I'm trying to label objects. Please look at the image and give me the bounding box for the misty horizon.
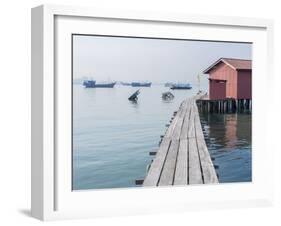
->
[73,35,251,90]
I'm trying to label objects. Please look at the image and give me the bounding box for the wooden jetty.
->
[142,96,218,187]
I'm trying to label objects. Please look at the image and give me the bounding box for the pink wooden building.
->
[203,58,252,100]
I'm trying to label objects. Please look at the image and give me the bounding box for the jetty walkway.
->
[142,96,218,186]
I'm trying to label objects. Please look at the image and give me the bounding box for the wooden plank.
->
[180,103,191,139]
[172,118,183,140]
[165,111,181,138]
[158,140,180,186]
[165,100,187,138]
[144,99,187,186]
[194,107,218,184]
[193,108,205,140]
[143,138,171,186]
[178,100,188,118]
[188,138,203,184]
[180,116,189,139]
[188,103,196,138]
[196,136,218,184]
[174,139,188,185]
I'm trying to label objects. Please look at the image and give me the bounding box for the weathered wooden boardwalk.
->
[142,96,218,186]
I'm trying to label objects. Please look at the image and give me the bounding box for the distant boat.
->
[170,83,192,90]
[131,82,152,87]
[83,80,116,88]
[93,82,116,88]
[83,80,96,88]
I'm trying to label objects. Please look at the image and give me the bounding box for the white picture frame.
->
[31,4,274,221]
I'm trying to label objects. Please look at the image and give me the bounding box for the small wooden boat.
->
[162,91,174,100]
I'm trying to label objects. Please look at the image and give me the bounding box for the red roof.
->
[203,58,252,74]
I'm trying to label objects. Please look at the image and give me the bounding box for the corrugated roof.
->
[203,58,252,74]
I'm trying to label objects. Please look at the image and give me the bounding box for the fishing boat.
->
[131,82,152,87]
[170,83,192,90]
[83,80,116,88]
[93,82,116,88]
[83,80,96,88]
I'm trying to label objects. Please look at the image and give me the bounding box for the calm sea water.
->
[73,84,252,190]
[200,113,252,183]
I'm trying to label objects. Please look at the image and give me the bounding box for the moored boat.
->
[83,80,96,88]
[170,83,192,90]
[83,80,116,88]
[93,82,116,88]
[131,82,152,87]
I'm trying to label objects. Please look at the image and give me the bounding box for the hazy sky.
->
[73,35,251,89]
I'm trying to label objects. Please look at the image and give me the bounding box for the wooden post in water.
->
[233,99,236,113]
[245,99,249,111]
[249,99,252,113]
[237,100,240,113]
[196,97,252,114]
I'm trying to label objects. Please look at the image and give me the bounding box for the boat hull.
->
[92,82,116,88]
[83,80,116,88]
[83,80,96,88]
[131,82,152,87]
[170,87,192,90]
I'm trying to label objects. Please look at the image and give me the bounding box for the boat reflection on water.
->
[129,99,139,109]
